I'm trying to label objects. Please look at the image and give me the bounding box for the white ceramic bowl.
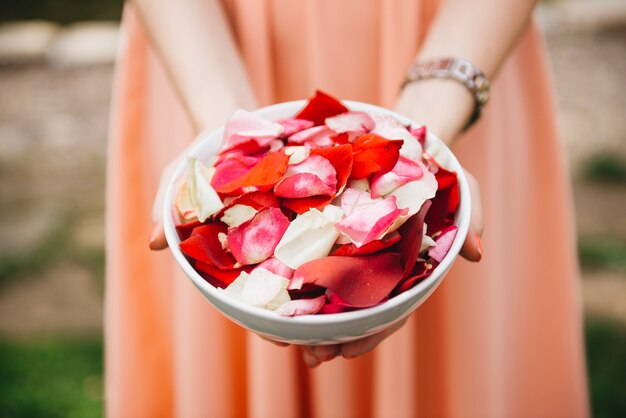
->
[163,100,471,345]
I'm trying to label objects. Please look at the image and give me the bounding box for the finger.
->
[302,349,321,368]
[260,336,290,347]
[309,344,340,364]
[340,318,407,359]
[149,221,169,251]
[459,171,483,262]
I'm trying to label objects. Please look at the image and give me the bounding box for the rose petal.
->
[211,153,263,190]
[428,225,458,263]
[213,190,280,221]
[176,220,202,241]
[388,160,437,217]
[331,231,401,256]
[220,204,258,227]
[371,113,423,161]
[370,157,424,198]
[274,173,336,198]
[392,261,433,295]
[274,206,343,269]
[335,188,407,247]
[274,155,338,198]
[325,111,375,134]
[277,118,315,136]
[281,195,332,214]
[215,151,290,196]
[227,207,290,265]
[180,223,236,270]
[240,268,290,307]
[287,125,334,147]
[293,253,405,308]
[187,157,224,222]
[175,182,197,221]
[396,200,431,277]
[195,262,253,287]
[257,257,294,280]
[410,126,427,147]
[284,146,309,164]
[295,90,349,126]
[223,109,284,150]
[350,134,403,180]
[310,144,353,195]
[423,156,460,234]
[275,295,326,316]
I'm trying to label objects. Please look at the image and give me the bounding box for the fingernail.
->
[476,236,483,259]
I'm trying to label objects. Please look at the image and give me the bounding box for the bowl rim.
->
[163,99,471,325]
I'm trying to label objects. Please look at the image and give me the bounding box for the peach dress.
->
[105,1,590,417]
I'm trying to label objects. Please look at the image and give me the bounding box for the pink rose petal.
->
[287,125,335,147]
[223,109,284,150]
[293,253,405,308]
[275,295,326,316]
[277,118,315,136]
[335,188,407,247]
[370,157,424,198]
[211,153,263,190]
[428,225,458,263]
[274,155,338,198]
[325,111,375,134]
[227,207,290,265]
[410,126,427,146]
[257,257,294,280]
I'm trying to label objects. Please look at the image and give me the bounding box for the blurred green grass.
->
[579,237,626,272]
[0,0,123,24]
[584,153,626,185]
[0,337,103,418]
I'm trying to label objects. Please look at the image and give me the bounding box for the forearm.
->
[128,0,256,133]
[396,0,538,144]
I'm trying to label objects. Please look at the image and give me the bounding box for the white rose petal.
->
[187,157,224,222]
[266,289,291,311]
[220,271,250,300]
[371,113,423,161]
[284,146,309,164]
[241,268,290,307]
[221,204,258,227]
[274,207,344,269]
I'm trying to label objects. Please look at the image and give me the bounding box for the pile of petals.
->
[175,91,460,316]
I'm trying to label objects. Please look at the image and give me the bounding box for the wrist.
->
[395,78,474,146]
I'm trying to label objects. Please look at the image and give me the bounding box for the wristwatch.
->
[402,57,491,130]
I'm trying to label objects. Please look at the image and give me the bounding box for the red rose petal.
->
[310,144,353,195]
[275,295,326,316]
[428,225,458,263]
[295,90,349,126]
[292,252,405,308]
[392,261,433,295]
[227,207,290,265]
[423,155,460,234]
[216,151,290,196]
[195,262,252,287]
[176,220,202,241]
[331,231,401,256]
[179,223,236,270]
[396,200,432,277]
[350,134,403,180]
[281,195,332,215]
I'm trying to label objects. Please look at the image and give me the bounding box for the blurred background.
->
[0,0,624,416]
